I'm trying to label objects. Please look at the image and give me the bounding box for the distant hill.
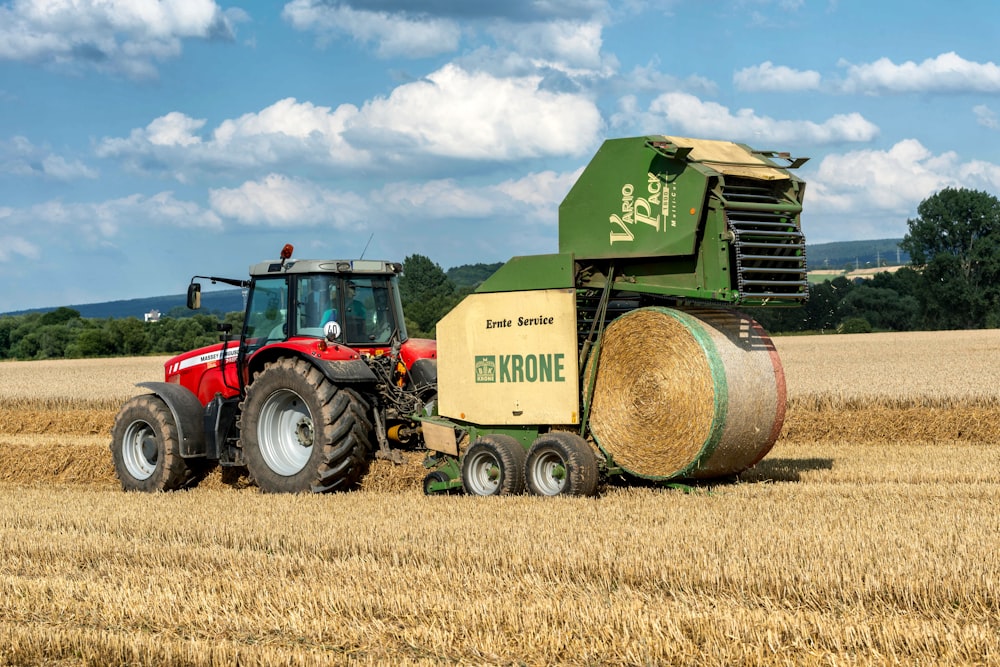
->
[3,246,910,319]
[3,289,245,320]
[806,238,908,271]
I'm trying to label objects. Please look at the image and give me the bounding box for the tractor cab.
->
[186,245,408,357]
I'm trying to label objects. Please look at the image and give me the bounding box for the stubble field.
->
[1,330,999,666]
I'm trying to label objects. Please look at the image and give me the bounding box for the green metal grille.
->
[722,179,808,305]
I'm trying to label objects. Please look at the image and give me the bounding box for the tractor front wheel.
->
[525,432,599,497]
[240,357,369,493]
[110,394,196,492]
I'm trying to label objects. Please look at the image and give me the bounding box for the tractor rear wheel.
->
[110,394,197,492]
[525,432,599,497]
[461,434,526,496]
[240,357,370,493]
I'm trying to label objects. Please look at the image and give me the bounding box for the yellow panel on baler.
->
[437,289,579,425]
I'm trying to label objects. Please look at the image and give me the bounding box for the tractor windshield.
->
[293,274,406,346]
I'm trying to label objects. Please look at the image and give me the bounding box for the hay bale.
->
[587,307,785,480]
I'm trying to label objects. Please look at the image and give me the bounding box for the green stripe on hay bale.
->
[587,307,784,480]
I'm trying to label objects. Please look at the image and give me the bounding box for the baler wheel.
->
[240,357,369,493]
[423,470,451,495]
[461,434,526,496]
[525,432,598,497]
[110,394,198,492]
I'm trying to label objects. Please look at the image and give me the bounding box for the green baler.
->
[426,134,808,496]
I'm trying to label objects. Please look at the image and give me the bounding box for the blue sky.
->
[2,0,1000,312]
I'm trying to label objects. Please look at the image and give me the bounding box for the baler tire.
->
[110,394,196,492]
[525,432,599,497]
[240,357,368,494]
[461,434,526,496]
[423,470,451,495]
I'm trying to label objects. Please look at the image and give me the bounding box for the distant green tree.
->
[837,285,919,331]
[400,255,454,302]
[68,326,115,358]
[901,187,1000,329]
[0,316,16,358]
[8,314,43,358]
[39,306,81,326]
[447,262,504,290]
[838,317,873,334]
[399,254,459,338]
[804,276,855,332]
[745,303,810,334]
[223,310,245,333]
[108,317,151,355]
[149,317,218,353]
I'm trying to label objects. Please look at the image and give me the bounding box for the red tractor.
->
[110,244,438,493]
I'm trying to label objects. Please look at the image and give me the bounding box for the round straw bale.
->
[587,307,785,480]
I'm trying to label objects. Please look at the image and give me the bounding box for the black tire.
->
[240,357,369,493]
[461,434,526,496]
[423,470,451,495]
[525,431,599,497]
[110,394,199,492]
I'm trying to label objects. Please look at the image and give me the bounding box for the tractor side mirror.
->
[187,282,202,310]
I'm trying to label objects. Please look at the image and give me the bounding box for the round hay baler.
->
[425,135,808,496]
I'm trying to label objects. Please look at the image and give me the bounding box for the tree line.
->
[0,259,498,361]
[1,187,997,360]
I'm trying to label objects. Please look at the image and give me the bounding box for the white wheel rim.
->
[122,419,158,480]
[465,449,501,495]
[530,450,567,495]
[258,388,313,476]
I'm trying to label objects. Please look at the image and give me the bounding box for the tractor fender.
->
[136,382,207,458]
[312,358,378,384]
[247,347,378,386]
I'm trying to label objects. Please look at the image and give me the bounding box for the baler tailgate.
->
[723,179,807,305]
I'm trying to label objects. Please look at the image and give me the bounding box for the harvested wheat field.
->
[1,330,999,666]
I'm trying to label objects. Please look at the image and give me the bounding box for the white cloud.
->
[209,174,368,228]
[1,136,98,180]
[803,139,1000,242]
[623,62,718,97]
[496,169,582,209]
[735,53,1000,96]
[281,0,461,58]
[612,91,878,145]
[810,141,999,216]
[146,112,206,147]
[734,61,821,92]
[0,236,40,262]
[809,140,954,214]
[377,169,580,221]
[839,52,1000,95]
[486,20,606,72]
[5,193,221,251]
[97,98,370,175]
[98,64,603,176]
[381,179,496,219]
[974,105,999,130]
[0,0,239,79]
[354,64,602,159]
